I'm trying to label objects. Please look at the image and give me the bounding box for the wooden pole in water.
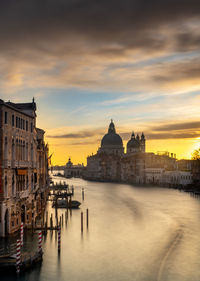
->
[81,212,83,233]
[62,213,63,226]
[65,211,67,226]
[50,214,53,228]
[86,208,89,229]
[58,227,61,252]
[82,188,84,201]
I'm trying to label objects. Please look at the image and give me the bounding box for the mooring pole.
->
[82,188,84,201]
[58,227,61,252]
[81,212,83,233]
[86,208,89,229]
[65,211,68,226]
[50,214,53,228]
[20,222,24,247]
[16,239,21,274]
[38,231,42,253]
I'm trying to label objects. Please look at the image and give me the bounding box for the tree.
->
[192,148,200,160]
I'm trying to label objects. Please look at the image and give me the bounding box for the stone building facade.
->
[64,158,85,178]
[86,120,193,187]
[0,99,49,237]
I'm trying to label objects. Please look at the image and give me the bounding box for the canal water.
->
[2,175,200,281]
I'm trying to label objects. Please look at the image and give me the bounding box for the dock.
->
[0,250,43,273]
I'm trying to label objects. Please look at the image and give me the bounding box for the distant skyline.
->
[0,0,200,164]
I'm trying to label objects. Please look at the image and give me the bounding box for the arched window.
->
[31,174,34,190]
[31,143,33,161]
[16,139,18,160]
[23,141,25,160]
[4,137,8,160]
[12,138,15,161]
[12,175,15,196]
[26,143,28,161]
[4,175,8,197]
[26,175,29,189]
[20,139,22,160]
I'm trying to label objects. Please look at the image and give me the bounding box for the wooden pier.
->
[0,250,43,273]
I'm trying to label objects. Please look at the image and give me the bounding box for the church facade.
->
[85,120,179,185]
[85,120,147,182]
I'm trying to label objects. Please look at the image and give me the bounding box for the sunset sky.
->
[0,0,200,165]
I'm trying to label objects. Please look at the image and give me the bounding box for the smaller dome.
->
[127,132,140,148]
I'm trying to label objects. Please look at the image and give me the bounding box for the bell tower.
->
[140,133,146,152]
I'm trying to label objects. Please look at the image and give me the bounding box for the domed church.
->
[98,120,124,156]
[86,120,146,182]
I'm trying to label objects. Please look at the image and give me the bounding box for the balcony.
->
[11,160,38,169]
[11,160,31,168]
[31,184,39,193]
[3,159,11,168]
[16,189,29,199]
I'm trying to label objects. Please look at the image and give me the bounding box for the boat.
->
[52,199,81,209]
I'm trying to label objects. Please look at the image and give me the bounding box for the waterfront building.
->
[64,157,85,178]
[144,168,165,185]
[36,128,49,215]
[0,99,49,237]
[176,159,192,171]
[86,120,193,187]
[191,160,200,184]
[162,171,193,187]
[121,152,146,184]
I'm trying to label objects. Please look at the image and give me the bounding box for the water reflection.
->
[1,175,200,281]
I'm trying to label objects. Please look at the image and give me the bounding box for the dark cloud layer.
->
[146,132,200,140]
[151,121,200,132]
[0,0,200,94]
[1,0,200,56]
[47,120,200,143]
[46,129,104,139]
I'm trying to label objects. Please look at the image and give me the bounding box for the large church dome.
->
[98,120,124,156]
[101,120,123,147]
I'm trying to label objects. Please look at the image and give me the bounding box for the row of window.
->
[11,213,34,227]
[4,136,34,161]
[4,111,33,132]
[4,173,37,197]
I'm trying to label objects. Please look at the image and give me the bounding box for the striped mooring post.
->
[16,239,21,274]
[20,222,24,247]
[38,231,42,253]
[58,227,61,252]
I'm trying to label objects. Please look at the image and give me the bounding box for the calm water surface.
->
[2,175,200,281]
